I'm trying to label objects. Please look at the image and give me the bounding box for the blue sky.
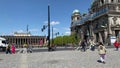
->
[0,0,92,36]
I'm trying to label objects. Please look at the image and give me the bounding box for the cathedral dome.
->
[72,9,80,14]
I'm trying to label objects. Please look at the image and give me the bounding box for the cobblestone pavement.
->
[0,48,120,68]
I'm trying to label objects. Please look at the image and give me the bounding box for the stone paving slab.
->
[0,48,120,68]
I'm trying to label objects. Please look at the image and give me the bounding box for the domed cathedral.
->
[71,9,82,36]
[71,0,120,45]
[71,9,81,33]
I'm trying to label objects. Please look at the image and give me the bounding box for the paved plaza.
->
[0,48,120,68]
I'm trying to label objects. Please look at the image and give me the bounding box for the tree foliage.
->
[53,32,80,46]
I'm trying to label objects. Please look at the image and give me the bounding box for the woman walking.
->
[98,42,107,64]
[11,44,16,54]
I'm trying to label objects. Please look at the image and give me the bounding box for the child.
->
[98,42,107,64]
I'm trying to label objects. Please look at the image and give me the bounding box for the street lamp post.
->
[48,5,51,51]
[41,5,51,51]
[52,27,54,50]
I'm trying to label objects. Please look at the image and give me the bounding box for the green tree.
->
[70,32,80,46]
[53,32,80,46]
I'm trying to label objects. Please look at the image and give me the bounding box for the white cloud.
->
[16,30,24,33]
[50,21,60,25]
[64,28,70,31]
[29,29,39,32]
[44,21,60,26]
[44,21,60,25]
[44,21,48,24]
[53,28,58,30]
[65,31,71,35]
[14,29,39,34]
[51,21,60,25]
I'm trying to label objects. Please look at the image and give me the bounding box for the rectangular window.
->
[118,0,120,2]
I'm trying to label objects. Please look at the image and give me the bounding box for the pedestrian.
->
[28,45,33,53]
[89,40,95,51]
[75,40,81,50]
[98,42,107,64]
[6,44,11,54]
[113,40,120,51]
[23,43,28,53]
[81,40,87,52]
[11,44,16,54]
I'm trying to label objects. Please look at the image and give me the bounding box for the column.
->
[99,32,103,43]
[20,38,22,46]
[16,38,18,48]
[19,38,21,48]
[108,17,112,34]
[30,38,32,45]
[15,38,19,48]
[104,29,108,43]
[25,37,27,44]
[81,31,84,41]
[119,30,120,36]
[108,17,112,46]
[112,30,115,36]
[11,38,13,44]
[44,37,46,44]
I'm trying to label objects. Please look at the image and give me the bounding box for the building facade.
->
[0,32,46,47]
[71,0,120,45]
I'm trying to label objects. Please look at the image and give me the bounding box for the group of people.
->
[5,39,120,64]
[6,43,33,54]
[78,38,120,64]
[78,39,96,52]
[77,39,106,64]
[18,43,33,53]
[6,44,16,54]
[97,39,120,64]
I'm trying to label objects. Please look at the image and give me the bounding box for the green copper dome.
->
[72,9,80,14]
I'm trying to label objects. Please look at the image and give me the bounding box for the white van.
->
[0,37,8,51]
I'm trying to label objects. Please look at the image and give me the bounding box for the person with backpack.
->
[98,42,107,64]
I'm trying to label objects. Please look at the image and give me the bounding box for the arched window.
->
[72,17,73,20]
[77,17,79,20]
[101,0,104,4]
[71,22,73,25]
[75,17,77,21]
[111,0,114,3]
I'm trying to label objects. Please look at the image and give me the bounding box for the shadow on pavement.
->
[32,47,74,53]
[97,60,102,63]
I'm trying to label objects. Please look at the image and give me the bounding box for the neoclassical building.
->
[0,32,46,48]
[71,0,120,45]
